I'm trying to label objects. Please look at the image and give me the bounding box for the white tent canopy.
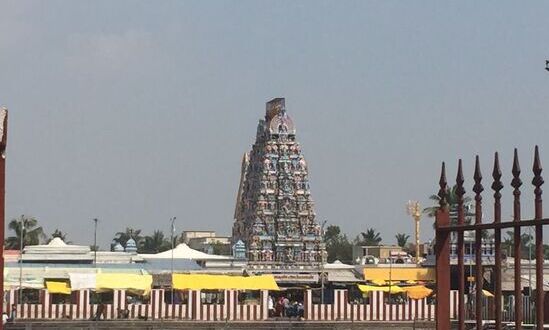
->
[140,243,230,260]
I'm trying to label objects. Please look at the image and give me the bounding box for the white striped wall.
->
[3,288,458,321]
[2,288,267,321]
[305,289,439,321]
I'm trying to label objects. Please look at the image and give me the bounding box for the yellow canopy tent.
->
[401,285,432,299]
[358,284,433,299]
[363,267,435,282]
[172,274,279,291]
[371,280,401,286]
[46,281,71,295]
[95,274,152,295]
[357,284,404,294]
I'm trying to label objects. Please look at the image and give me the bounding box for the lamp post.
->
[170,217,177,305]
[389,248,394,310]
[528,226,532,311]
[469,241,473,300]
[93,218,98,267]
[320,220,327,305]
[406,201,422,265]
[19,215,24,305]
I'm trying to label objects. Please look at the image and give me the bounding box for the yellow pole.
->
[406,201,422,265]
[415,212,420,265]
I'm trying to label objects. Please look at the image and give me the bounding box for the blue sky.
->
[1,1,549,249]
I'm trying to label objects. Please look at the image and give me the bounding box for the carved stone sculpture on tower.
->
[232,98,326,266]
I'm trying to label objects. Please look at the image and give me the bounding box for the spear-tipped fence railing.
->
[435,146,547,330]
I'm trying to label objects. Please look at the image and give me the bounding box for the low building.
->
[16,237,144,264]
[353,245,406,264]
[407,243,431,258]
[181,231,232,255]
[180,230,217,243]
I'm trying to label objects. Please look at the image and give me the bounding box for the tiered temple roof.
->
[232,98,326,267]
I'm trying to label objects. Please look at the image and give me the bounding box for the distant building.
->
[181,230,232,255]
[407,242,431,258]
[180,230,217,243]
[353,245,409,264]
[17,237,144,264]
[423,231,496,266]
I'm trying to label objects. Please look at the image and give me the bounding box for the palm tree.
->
[5,215,46,249]
[142,230,170,253]
[112,227,144,250]
[48,229,72,244]
[358,228,382,246]
[395,233,410,248]
[424,185,475,235]
[423,185,474,220]
[501,230,534,258]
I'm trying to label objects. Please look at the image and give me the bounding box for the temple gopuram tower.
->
[232,98,326,266]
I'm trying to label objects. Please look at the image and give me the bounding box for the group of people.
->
[268,295,304,319]
[2,304,17,325]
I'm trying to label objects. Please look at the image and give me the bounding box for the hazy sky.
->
[1,1,549,249]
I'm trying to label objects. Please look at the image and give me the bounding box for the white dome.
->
[113,243,124,252]
[125,238,137,253]
[47,237,67,247]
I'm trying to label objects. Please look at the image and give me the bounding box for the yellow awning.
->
[402,285,433,299]
[96,274,152,295]
[46,281,71,295]
[357,284,404,294]
[371,280,401,286]
[172,274,279,291]
[363,267,435,281]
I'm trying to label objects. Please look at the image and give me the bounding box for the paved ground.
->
[5,320,436,330]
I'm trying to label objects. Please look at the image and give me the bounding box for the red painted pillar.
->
[435,162,451,330]
[532,146,544,330]
[435,207,450,330]
[0,108,8,330]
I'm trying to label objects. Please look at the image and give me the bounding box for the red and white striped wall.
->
[3,288,458,321]
[190,289,267,321]
[304,289,453,321]
[2,288,268,321]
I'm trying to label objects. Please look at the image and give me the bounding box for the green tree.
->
[5,215,46,249]
[395,233,410,248]
[112,227,144,251]
[423,185,474,225]
[209,241,230,255]
[142,230,171,253]
[358,228,382,246]
[501,230,534,259]
[324,225,352,263]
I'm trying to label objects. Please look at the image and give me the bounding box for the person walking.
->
[268,295,275,317]
[282,296,290,317]
[9,304,16,322]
